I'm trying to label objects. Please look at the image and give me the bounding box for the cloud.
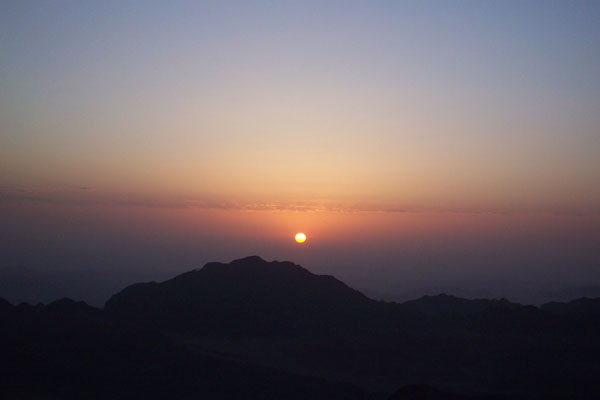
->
[0,192,56,204]
[0,184,96,205]
[0,184,94,194]
[1,184,599,216]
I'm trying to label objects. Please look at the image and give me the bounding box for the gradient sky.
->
[1,1,599,305]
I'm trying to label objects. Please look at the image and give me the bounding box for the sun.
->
[294,232,307,243]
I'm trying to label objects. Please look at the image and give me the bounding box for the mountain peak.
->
[105,256,372,336]
[231,255,266,264]
[198,256,310,278]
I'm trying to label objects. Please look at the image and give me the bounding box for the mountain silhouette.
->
[541,296,600,316]
[105,256,390,337]
[0,296,382,399]
[402,294,521,318]
[102,256,600,398]
[3,256,600,399]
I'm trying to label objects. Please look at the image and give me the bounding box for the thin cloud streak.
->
[1,184,598,216]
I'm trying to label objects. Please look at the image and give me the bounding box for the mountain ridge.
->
[105,255,378,337]
[4,256,600,399]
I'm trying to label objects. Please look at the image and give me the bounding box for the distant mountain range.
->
[361,283,600,306]
[3,256,600,399]
[4,262,600,307]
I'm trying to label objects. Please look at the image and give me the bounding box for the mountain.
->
[104,256,600,399]
[0,297,381,399]
[541,297,600,316]
[105,256,393,337]
[4,256,600,399]
[401,294,521,318]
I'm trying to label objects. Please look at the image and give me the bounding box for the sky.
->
[1,1,599,305]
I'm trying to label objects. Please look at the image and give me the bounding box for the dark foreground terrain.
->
[2,256,600,399]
